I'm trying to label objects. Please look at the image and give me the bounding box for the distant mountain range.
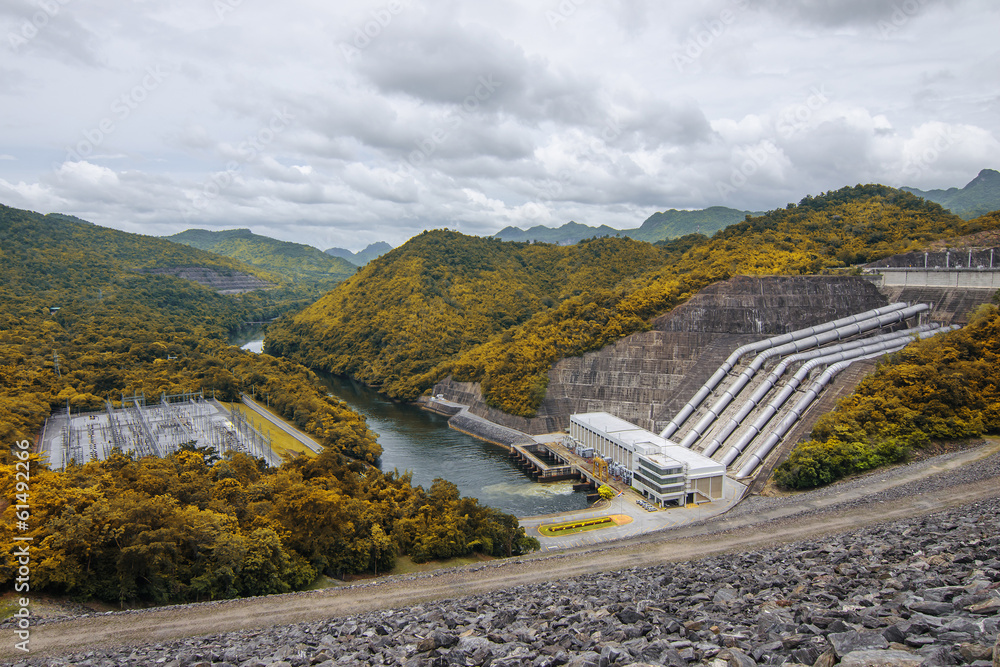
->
[324,242,393,266]
[494,206,758,245]
[166,228,356,284]
[903,168,1000,220]
[163,170,998,275]
[493,221,623,244]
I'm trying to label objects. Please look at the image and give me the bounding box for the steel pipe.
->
[677,304,929,448]
[732,325,960,477]
[699,324,939,457]
[719,325,956,467]
[659,302,911,439]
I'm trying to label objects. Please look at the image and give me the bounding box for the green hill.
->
[0,204,373,449]
[267,232,679,405]
[493,206,755,245]
[626,206,758,242]
[493,221,623,244]
[903,168,1000,219]
[168,228,356,284]
[267,185,986,417]
[325,241,393,266]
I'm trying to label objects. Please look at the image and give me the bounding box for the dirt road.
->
[9,446,1000,659]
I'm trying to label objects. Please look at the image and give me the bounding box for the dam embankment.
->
[432,275,893,437]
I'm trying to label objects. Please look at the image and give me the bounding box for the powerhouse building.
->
[569,412,726,506]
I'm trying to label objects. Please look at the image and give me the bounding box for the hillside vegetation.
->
[0,204,536,605]
[493,220,624,244]
[0,205,338,447]
[168,228,356,286]
[775,300,1000,489]
[903,168,1000,220]
[268,185,986,417]
[0,447,533,604]
[268,232,685,409]
[626,206,757,242]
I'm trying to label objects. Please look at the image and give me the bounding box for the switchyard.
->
[40,391,281,469]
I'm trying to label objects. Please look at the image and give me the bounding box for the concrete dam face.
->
[433,275,891,436]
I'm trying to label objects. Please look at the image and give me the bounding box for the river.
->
[241,341,589,517]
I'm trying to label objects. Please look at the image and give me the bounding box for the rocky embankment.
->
[15,494,1000,667]
[139,267,275,294]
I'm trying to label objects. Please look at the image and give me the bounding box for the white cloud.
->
[0,0,996,249]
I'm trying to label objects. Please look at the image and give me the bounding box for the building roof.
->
[572,411,726,479]
[639,452,683,470]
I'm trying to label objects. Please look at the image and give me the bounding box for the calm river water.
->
[241,340,589,517]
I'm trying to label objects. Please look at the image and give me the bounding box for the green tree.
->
[369,522,393,575]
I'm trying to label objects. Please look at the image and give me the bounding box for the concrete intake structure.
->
[431,276,895,437]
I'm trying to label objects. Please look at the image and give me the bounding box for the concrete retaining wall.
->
[448,412,535,448]
[432,276,890,436]
[868,269,1000,290]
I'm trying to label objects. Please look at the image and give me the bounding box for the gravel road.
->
[4,440,999,662]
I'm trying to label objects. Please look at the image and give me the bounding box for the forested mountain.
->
[904,168,1000,219]
[269,232,686,406]
[168,228,356,285]
[493,206,755,245]
[0,204,536,605]
[626,206,758,242]
[493,220,623,244]
[268,185,987,417]
[325,241,393,266]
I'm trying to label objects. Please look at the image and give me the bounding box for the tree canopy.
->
[167,228,357,286]
[0,449,537,604]
[0,204,538,605]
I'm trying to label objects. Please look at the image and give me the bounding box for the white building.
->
[569,412,726,506]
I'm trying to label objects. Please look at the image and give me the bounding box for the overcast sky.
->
[1,0,998,251]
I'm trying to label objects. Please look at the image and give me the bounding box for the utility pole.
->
[53,351,61,379]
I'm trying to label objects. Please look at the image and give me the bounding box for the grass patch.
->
[538,516,615,537]
[392,554,494,575]
[302,554,496,590]
[304,575,347,591]
[220,401,316,460]
[0,596,20,622]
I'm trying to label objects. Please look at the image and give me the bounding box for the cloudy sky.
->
[1,0,998,251]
